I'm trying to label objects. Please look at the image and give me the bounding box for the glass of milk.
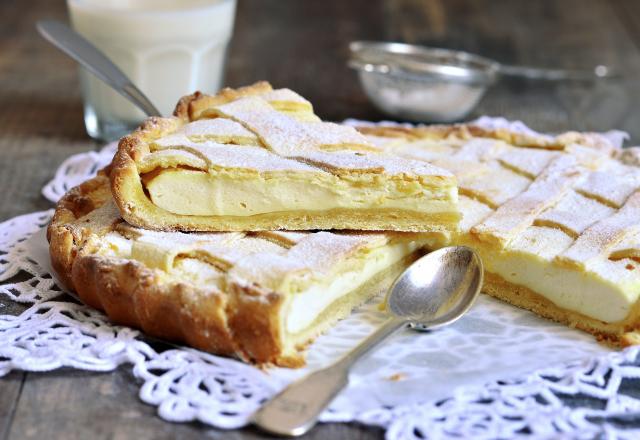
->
[67,0,237,141]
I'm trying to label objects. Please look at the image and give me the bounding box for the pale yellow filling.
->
[144,169,457,217]
[486,251,634,323]
[284,241,421,334]
[469,231,640,324]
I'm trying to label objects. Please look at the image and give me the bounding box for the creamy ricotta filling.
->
[484,251,636,323]
[100,232,132,257]
[285,241,421,334]
[144,168,457,217]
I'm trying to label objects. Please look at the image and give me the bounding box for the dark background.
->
[1,0,640,438]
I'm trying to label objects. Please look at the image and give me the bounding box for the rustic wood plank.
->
[2,0,640,439]
[0,0,99,221]
[6,369,382,440]
[0,373,24,440]
[0,0,88,141]
[226,0,387,122]
[383,0,640,139]
[0,136,99,221]
[610,0,640,51]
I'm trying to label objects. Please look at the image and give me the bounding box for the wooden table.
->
[1,0,639,438]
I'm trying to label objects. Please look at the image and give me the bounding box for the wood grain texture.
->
[1,0,640,439]
[0,373,24,440]
[4,369,381,440]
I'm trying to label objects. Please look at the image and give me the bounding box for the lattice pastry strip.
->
[183,118,261,145]
[609,230,640,261]
[557,191,640,268]
[457,165,532,209]
[497,148,559,178]
[574,166,640,208]
[471,155,587,247]
[534,190,616,238]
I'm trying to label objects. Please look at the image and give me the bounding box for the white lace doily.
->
[1,119,639,439]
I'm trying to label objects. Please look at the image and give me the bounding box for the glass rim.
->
[67,0,236,17]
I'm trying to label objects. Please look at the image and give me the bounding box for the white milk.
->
[67,0,236,140]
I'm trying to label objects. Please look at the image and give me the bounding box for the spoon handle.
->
[36,20,161,117]
[499,63,618,81]
[253,317,406,437]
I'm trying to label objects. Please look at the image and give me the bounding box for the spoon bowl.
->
[389,246,483,330]
[253,246,483,437]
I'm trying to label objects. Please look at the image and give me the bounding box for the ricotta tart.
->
[357,123,640,345]
[49,118,640,366]
[110,82,459,232]
[48,170,439,367]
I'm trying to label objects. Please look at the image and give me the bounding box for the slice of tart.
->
[110,82,459,232]
[48,170,441,367]
[357,121,640,345]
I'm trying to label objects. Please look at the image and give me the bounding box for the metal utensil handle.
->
[347,58,392,74]
[36,20,161,117]
[499,63,617,81]
[253,317,407,437]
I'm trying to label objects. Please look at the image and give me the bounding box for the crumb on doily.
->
[387,372,407,382]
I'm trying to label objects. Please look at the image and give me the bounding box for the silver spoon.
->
[36,20,161,117]
[252,246,483,437]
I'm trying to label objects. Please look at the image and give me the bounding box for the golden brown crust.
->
[48,169,245,359]
[179,81,273,121]
[47,168,113,289]
[227,282,294,367]
[49,174,279,363]
[71,253,239,356]
[112,207,458,233]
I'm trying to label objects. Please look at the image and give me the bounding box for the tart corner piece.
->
[110,82,459,233]
[49,174,438,367]
[357,121,640,346]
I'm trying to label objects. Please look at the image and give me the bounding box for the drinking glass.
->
[67,0,237,141]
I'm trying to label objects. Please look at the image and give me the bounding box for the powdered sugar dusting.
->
[471,156,587,246]
[558,191,640,266]
[535,190,615,237]
[575,166,640,208]
[150,135,320,173]
[184,118,260,145]
[78,199,403,294]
